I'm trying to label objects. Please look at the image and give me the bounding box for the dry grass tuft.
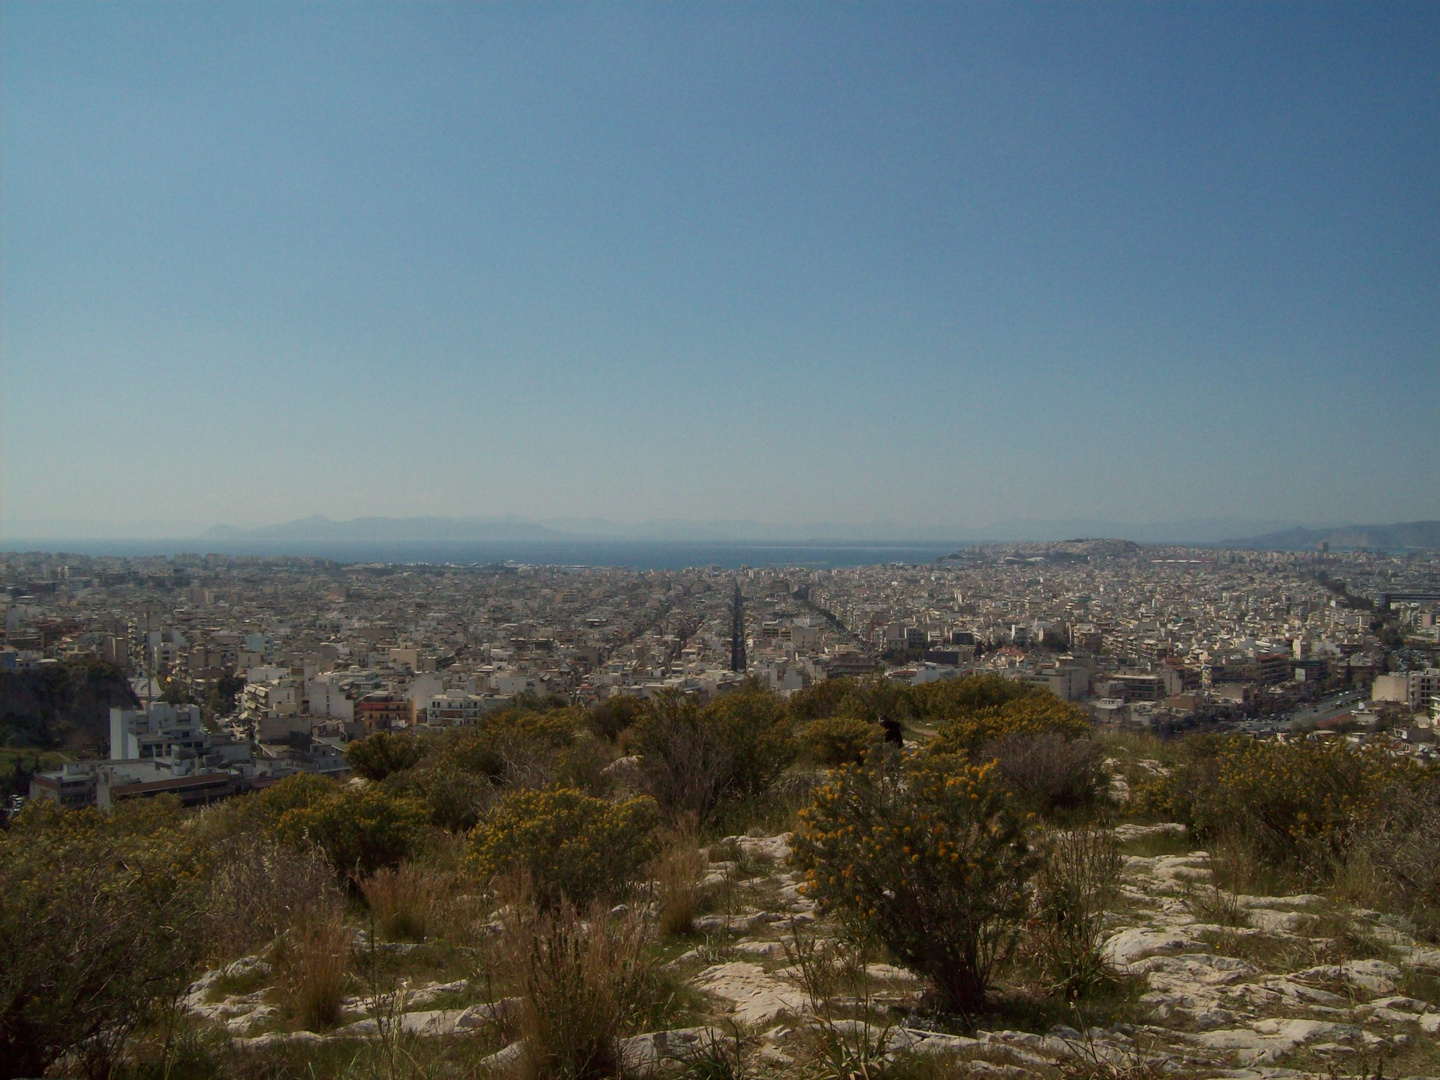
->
[360,861,450,943]
[492,878,658,1080]
[276,914,351,1031]
[202,835,343,962]
[654,839,708,938]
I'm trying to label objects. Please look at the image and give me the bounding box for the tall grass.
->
[277,915,351,1031]
[202,835,343,962]
[493,880,658,1080]
[360,862,449,943]
[653,839,707,938]
[1031,823,1122,998]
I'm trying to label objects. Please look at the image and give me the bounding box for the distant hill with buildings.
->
[1224,520,1440,551]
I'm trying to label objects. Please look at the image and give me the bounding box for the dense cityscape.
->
[5,538,1437,811]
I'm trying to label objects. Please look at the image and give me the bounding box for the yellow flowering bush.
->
[276,784,430,880]
[1140,735,1415,873]
[800,714,883,767]
[469,787,660,906]
[927,693,1092,757]
[791,750,1036,1013]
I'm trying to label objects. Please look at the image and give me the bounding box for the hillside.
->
[0,661,138,752]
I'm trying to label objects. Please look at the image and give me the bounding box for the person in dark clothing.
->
[880,714,904,746]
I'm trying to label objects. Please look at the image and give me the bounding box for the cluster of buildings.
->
[4,536,1438,810]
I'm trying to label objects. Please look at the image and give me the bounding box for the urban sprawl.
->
[6,538,1439,813]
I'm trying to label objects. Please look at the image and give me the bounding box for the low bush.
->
[928,690,1091,758]
[588,694,644,742]
[1137,734,1415,877]
[634,688,796,825]
[197,771,337,840]
[469,787,660,907]
[0,799,206,1080]
[790,676,913,725]
[276,784,431,881]
[909,672,1046,727]
[202,834,344,961]
[344,730,424,780]
[446,709,584,787]
[1347,770,1440,937]
[801,715,883,767]
[792,750,1036,1013]
[982,731,1108,812]
[382,757,494,832]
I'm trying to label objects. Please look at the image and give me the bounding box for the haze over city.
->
[4,2,1437,544]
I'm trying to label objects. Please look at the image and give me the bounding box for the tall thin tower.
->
[730,579,747,673]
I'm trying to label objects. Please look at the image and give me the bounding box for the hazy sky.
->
[3,2,1437,539]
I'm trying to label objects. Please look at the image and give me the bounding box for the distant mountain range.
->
[202,515,567,542]
[194,515,1440,549]
[200,515,969,543]
[1220,520,1440,551]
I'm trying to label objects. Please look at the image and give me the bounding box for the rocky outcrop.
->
[0,661,136,750]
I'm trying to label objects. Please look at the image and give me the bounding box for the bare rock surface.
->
[690,961,807,1025]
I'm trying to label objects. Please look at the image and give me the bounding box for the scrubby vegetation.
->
[792,751,1035,1012]
[1136,733,1440,930]
[468,787,659,907]
[3,677,1438,1080]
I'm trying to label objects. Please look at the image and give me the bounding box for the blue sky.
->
[3,2,1437,539]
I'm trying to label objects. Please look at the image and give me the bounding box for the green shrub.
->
[445,709,581,786]
[0,799,206,1080]
[790,676,913,725]
[195,771,337,844]
[588,695,644,742]
[928,689,1091,757]
[469,787,660,906]
[344,730,423,780]
[1137,734,1414,875]
[791,750,1036,1013]
[383,756,494,832]
[635,688,796,824]
[276,784,430,880]
[800,715,883,767]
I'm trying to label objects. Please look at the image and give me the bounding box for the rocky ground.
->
[180,825,1440,1078]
